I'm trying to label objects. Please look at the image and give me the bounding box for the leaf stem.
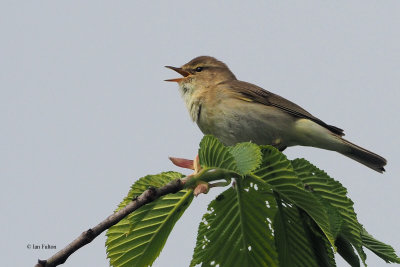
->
[184,168,239,188]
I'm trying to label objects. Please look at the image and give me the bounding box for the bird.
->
[165,56,387,173]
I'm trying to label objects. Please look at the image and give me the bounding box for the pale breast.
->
[197,98,297,147]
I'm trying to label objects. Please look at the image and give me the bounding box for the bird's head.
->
[165,56,236,92]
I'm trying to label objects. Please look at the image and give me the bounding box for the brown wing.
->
[223,80,344,136]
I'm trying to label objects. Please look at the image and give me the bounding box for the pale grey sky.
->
[1,1,399,266]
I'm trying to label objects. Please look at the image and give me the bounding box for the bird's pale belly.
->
[197,101,297,148]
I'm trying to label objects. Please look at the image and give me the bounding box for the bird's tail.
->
[340,139,387,173]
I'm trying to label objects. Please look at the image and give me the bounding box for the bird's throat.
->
[179,83,201,122]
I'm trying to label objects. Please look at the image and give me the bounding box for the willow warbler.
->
[165,56,386,173]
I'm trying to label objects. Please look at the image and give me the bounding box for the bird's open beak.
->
[164,66,190,82]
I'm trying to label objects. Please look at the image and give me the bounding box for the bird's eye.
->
[195,67,203,72]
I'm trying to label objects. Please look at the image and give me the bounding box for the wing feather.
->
[222,80,344,136]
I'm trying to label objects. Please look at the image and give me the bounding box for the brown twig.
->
[35,154,235,267]
[35,178,184,267]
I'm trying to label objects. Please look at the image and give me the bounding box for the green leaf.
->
[291,158,364,262]
[355,246,367,267]
[191,179,278,267]
[335,235,361,267]
[250,146,336,248]
[198,135,237,171]
[274,195,320,267]
[229,142,262,175]
[322,198,344,242]
[106,172,194,267]
[361,228,400,264]
[300,210,337,267]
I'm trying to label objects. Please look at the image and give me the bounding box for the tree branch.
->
[34,165,237,267]
[35,178,184,267]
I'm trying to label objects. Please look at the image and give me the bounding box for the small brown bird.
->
[165,56,387,173]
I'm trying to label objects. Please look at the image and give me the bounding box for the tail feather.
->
[340,139,387,173]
